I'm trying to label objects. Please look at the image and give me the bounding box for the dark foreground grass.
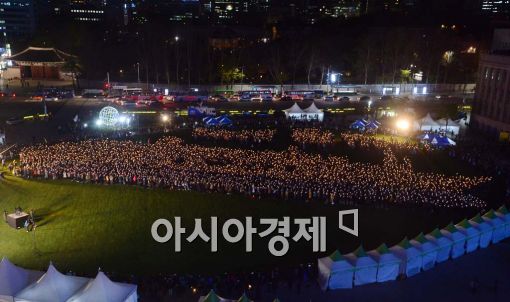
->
[0,173,482,277]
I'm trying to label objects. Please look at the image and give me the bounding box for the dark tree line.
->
[20,11,489,86]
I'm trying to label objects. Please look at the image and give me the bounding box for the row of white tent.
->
[198,290,255,302]
[283,102,324,122]
[413,113,461,135]
[318,206,510,291]
[0,260,137,302]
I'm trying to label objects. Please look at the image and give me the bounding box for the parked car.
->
[262,94,273,102]
[6,116,24,125]
[209,94,229,102]
[119,99,137,106]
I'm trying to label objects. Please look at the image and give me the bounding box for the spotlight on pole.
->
[396,119,410,131]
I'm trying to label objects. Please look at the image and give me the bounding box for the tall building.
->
[481,0,510,14]
[472,29,510,137]
[0,0,36,40]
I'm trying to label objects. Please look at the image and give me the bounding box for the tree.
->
[220,67,244,88]
[61,57,82,88]
[399,69,412,83]
[442,51,454,84]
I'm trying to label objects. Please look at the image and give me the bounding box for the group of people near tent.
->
[0,259,137,302]
[417,133,457,147]
[318,205,510,291]
[203,115,233,127]
[413,113,461,135]
[283,102,324,122]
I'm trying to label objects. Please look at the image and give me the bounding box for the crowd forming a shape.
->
[18,132,489,208]
[192,128,276,144]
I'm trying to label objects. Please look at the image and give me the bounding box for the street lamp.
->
[174,36,180,85]
[136,62,140,83]
[161,114,170,132]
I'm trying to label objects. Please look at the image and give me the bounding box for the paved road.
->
[151,241,510,302]
[0,95,469,145]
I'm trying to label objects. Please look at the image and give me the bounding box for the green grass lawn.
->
[0,171,481,277]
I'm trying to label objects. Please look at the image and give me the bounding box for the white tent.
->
[198,290,234,302]
[367,244,401,283]
[436,118,460,135]
[455,219,481,253]
[344,246,378,286]
[410,233,438,271]
[303,102,324,121]
[440,223,466,259]
[389,238,422,277]
[483,210,506,244]
[0,258,44,302]
[66,272,137,302]
[14,264,89,302]
[468,214,493,248]
[496,205,510,239]
[425,228,452,263]
[283,102,324,122]
[417,113,441,132]
[317,250,354,290]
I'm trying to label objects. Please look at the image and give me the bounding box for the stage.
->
[7,212,29,229]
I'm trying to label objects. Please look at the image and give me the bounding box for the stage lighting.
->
[396,119,410,131]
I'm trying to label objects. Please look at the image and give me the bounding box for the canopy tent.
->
[410,233,438,271]
[367,243,401,283]
[425,228,453,263]
[0,258,44,302]
[429,135,456,147]
[317,250,354,290]
[344,246,378,286]
[416,133,433,141]
[350,120,367,130]
[198,290,233,302]
[389,238,422,277]
[303,102,322,114]
[14,264,89,302]
[66,272,137,302]
[217,115,233,126]
[469,214,493,248]
[416,133,456,146]
[205,117,220,127]
[440,223,466,259]
[236,293,252,302]
[365,120,380,130]
[496,205,510,239]
[436,118,460,135]
[202,116,213,123]
[455,219,481,253]
[482,210,506,244]
[416,113,441,132]
[284,102,324,122]
[283,102,304,114]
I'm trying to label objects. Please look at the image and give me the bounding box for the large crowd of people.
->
[17,136,489,208]
[338,133,432,153]
[290,129,432,154]
[192,127,275,144]
[291,128,335,147]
